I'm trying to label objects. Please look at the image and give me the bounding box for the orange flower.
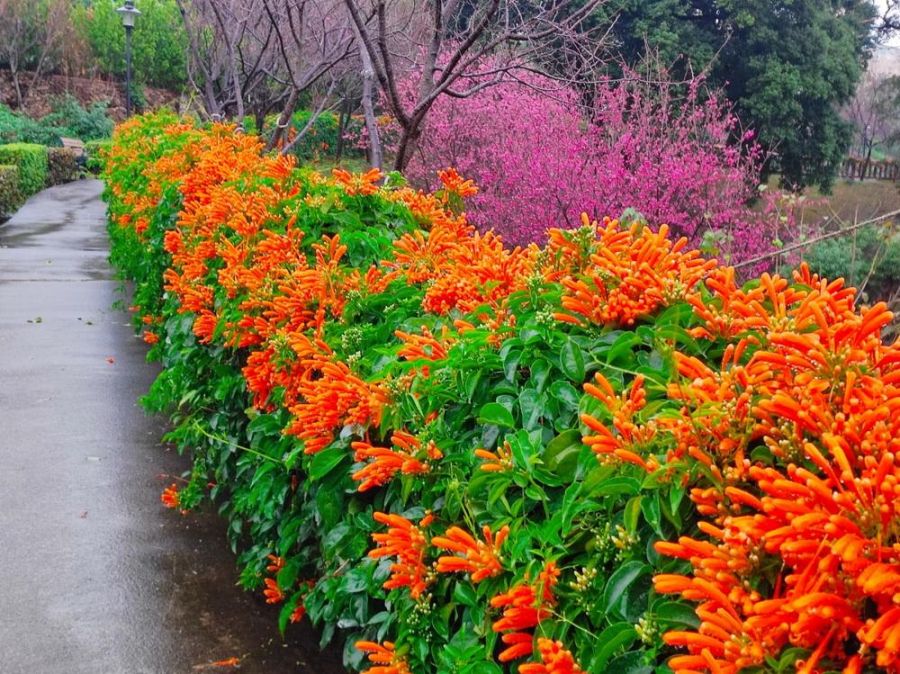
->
[350,431,441,492]
[581,373,659,471]
[289,603,307,624]
[552,219,715,328]
[475,441,513,472]
[395,326,455,363]
[355,640,411,674]
[491,562,560,662]
[518,638,584,674]
[262,577,284,604]
[432,524,509,582]
[437,168,478,198]
[332,167,382,196]
[161,483,180,509]
[143,330,160,344]
[265,554,284,574]
[285,340,389,454]
[368,511,434,599]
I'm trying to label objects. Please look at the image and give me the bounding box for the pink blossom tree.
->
[373,64,776,263]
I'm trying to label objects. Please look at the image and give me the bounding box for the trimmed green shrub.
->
[47,147,80,185]
[0,164,22,217]
[41,96,114,141]
[803,223,900,304]
[85,140,112,174]
[0,104,60,146]
[0,100,114,147]
[287,109,366,160]
[0,143,49,196]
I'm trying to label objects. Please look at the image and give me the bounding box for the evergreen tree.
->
[600,0,876,190]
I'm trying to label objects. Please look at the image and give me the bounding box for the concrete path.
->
[0,181,343,674]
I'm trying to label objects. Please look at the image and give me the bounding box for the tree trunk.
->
[335,100,350,162]
[393,111,426,172]
[861,141,873,182]
[352,20,382,170]
[11,69,24,110]
[268,88,299,152]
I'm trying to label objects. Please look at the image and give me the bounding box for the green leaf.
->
[602,561,650,618]
[606,650,653,674]
[560,338,585,382]
[529,358,552,393]
[548,380,580,410]
[500,341,523,382]
[277,558,301,590]
[588,476,642,497]
[593,622,638,671]
[654,601,700,630]
[461,663,504,674]
[478,402,515,428]
[315,486,343,529]
[452,581,477,607]
[641,493,662,534]
[518,389,544,430]
[607,333,642,365]
[308,445,346,481]
[624,495,642,533]
[544,429,583,481]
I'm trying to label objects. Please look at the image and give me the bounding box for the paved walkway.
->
[0,181,342,673]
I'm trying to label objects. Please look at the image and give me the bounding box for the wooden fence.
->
[840,157,900,181]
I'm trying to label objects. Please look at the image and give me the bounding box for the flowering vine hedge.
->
[104,111,900,674]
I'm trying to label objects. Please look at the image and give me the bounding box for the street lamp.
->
[117,0,141,117]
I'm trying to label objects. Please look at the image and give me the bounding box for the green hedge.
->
[47,147,80,186]
[0,143,49,197]
[85,139,112,175]
[0,164,21,217]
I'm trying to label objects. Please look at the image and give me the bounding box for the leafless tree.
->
[342,0,608,170]
[176,0,281,123]
[844,67,900,177]
[876,0,900,40]
[0,0,71,109]
[177,0,357,156]
[260,0,355,152]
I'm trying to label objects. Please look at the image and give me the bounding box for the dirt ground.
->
[0,68,179,120]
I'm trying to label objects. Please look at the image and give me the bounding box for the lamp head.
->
[117,1,140,28]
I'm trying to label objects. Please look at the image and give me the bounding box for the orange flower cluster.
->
[651,264,900,673]
[350,431,442,492]
[552,218,716,327]
[113,115,900,674]
[475,440,513,472]
[386,214,536,338]
[355,640,412,674]
[395,326,455,363]
[436,168,478,198]
[519,639,584,674]
[432,523,509,582]
[262,577,284,604]
[332,167,382,196]
[581,373,660,472]
[491,562,560,662]
[288,359,389,454]
[160,483,180,509]
[368,512,435,600]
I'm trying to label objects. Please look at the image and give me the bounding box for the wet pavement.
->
[0,181,345,674]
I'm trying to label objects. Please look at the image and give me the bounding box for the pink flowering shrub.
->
[363,63,781,263]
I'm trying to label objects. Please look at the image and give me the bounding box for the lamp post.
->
[117,0,141,117]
